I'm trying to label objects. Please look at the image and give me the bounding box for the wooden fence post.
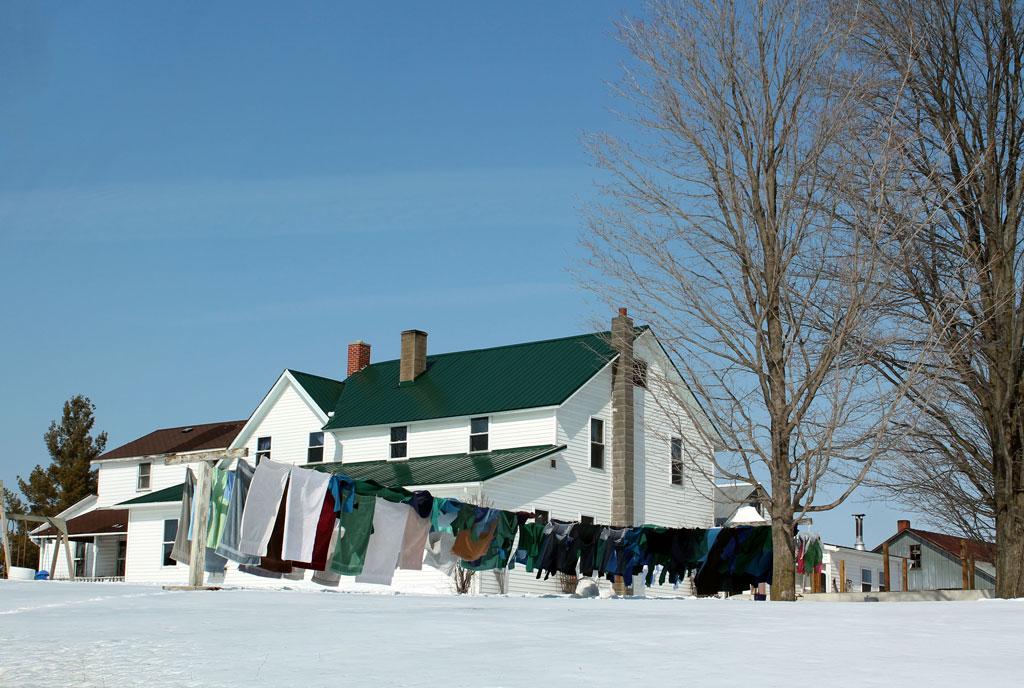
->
[968,557,976,590]
[902,558,909,591]
[960,540,969,590]
[882,543,891,592]
[839,559,846,593]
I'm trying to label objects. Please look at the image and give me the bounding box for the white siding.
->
[125,506,189,585]
[235,378,338,466]
[820,546,906,593]
[96,460,189,508]
[634,332,716,529]
[330,408,556,464]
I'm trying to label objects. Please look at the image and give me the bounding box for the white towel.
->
[355,498,409,586]
[238,459,290,556]
[282,466,332,562]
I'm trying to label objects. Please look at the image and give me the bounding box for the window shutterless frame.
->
[670,437,684,485]
[162,519,178,567]
[589,417,605,469]
[256,436,272,465]
[390,426,408,459]
[137,462,151,491]
[469,416,489,452]
[307,432,325,463]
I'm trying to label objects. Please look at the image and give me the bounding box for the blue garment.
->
[329,475,357,514]
[431,498,463,533]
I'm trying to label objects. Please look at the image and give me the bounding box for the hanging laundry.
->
[451,507,499,561]
[535,520,576,580]
[430,498,464,534]
[169,469,196,565]
[510,520,545,572]
[461,510,519,571]
[693,525,772,595]
[398,505,431,571]
[356,498,409,585]
[238,459,291,557]
[215,460,261,566]
[330,475,357,514]
[258,484,294,575]
[205,467,232,549]
[328,492,376,577]
[423,531,459,575]
[574,523,603,577]
[282,466,332,563]
[289,490,336,571]
[312,522,343,587]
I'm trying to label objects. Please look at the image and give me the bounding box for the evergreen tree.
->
[17,395,107,516]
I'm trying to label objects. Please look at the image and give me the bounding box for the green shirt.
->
[329,492,377,576]
[205,467,231,549]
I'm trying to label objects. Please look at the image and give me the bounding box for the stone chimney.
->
[611,308,636,529]
[898,519,911,533]
[347,341,371,377]
[400,330,428,382]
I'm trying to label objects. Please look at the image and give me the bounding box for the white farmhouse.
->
[36,310,723,594]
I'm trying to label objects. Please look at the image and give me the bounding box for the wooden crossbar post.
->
[163,447,248,589]
[902,557,908,591]
[838,559,846,593]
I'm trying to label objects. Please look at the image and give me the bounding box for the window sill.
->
[136,488,152,493]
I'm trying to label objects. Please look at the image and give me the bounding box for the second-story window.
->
[256,436,272,465]
[307,432,324,463]
[470,417,489,452]
[137,462,151,491]
[590,418,605,469]
[670,437,684,486]
[390,426,408,459]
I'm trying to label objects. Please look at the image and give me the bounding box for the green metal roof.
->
[308,444,565,486]
[323,330,641,430]
[116,445,564,506]
[287,369,345,415]
[119,483,185,506]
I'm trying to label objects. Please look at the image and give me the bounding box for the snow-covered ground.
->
[1,581,1021,687]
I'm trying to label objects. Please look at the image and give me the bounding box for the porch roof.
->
[35,508,129,539]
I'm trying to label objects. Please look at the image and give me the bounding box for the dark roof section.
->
[119,483,186,506]
[36,509,128,539]
[118,445,565,505]
[324,329,646,430]
[874,527,997,563]
[95,420,246,462]
[309,444,566,485]
[287,369,345,415]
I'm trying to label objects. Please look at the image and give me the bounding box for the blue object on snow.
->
[34,571,49,580]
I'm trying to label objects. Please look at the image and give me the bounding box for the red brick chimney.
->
[897,519,911,533]
[347,341,371,377]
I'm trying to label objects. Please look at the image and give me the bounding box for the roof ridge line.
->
[356,329,619,369]
[287,369,344,384]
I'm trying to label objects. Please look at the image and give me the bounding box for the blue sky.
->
[0,1,904,546]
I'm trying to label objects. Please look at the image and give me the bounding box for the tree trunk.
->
[769,514,796,601]
[994,481,1024,598]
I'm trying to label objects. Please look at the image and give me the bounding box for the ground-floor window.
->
[73,541,87,577]
[162,519,178,566]
[861,568,872,592]
[117,539,127,577]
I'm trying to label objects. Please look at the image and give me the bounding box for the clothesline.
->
[170,458,818,594]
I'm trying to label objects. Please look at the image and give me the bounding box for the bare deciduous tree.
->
[582,0,905,600]
[851,0,1024,597]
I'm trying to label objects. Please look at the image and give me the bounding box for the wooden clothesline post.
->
[1,479,75,580]
[160,447,248,589]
